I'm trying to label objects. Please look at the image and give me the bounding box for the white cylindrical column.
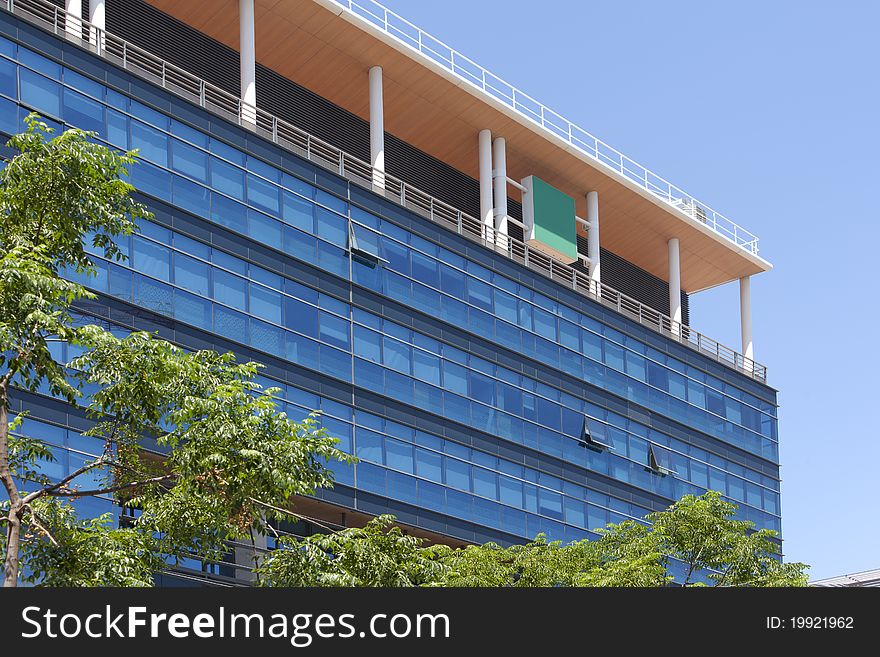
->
[479,129,494,241]
[493,137,508,248]
[668,238,682,334]
[239,0,257,127]
[65,0,83,39]
[369,66,385,190]
[586,191,601,292]
[89,0,106,52]
[740,276,753,366]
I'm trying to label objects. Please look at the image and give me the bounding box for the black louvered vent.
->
[103,0,686,321]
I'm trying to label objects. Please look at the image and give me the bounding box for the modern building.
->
[812,570,880,587]
[1,0,781,585]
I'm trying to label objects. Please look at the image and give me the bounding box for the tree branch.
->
[21,456,110,505]
[46,473,176,499]
[24,506,60,548]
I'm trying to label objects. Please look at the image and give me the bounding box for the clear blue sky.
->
[376,0,879,580]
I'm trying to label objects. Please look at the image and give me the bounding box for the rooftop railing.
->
[3,0,768,383]
[330,0,762,256]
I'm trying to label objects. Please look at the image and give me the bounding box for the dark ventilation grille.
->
[105,0,686,322]
[575,235,690,324]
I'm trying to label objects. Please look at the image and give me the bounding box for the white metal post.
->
[740,276,753,368]
[586,191,600,293]
[369,66,385,190]
[493,136,508,249]
[88,0,105,52]
[668,238,682,335]
[239,0,256,127]
[479,129,494,241]
[65,0,82,39]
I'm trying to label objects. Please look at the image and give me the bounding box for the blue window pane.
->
[385,439,414,473]
[285,297,317,336]
[0,57,15,97]
[319,312,350,350]
[248,209,282,245]
[356,429,384,463]
[473,467,497,500]
[286,332,317,366]
[468,370,495,406]
[466,276,492,311]
[173,253,209,296]
[211,157,245,199]
[533,307,556,339]
[107,108,129,149]
[173,289,211,330]
[604,341,625,371]
[445,458,470,491]
[133,274,172,315]
[133,237,170,281]
[130,99,168,130]
[214,306,248,344]
[213,269,246,310]
[415,448,442,481]
[250,318,284,354]
[357,462,386,495]
[62,88,104,134]
[283,225,316,263]
[0,96,21,136]
[353,326,381,362]
[538,489,564,520]
[442,361,467,395]
[320,344,351,381]
[210,193,247,232]
[382,239,409,275]
[131,120,168,166]
[172,175,209,216]
[171,138,208,182]
[383,337,411,374]
[20,70,60,117]
[316,241,348,279]
[249,283,282,324]
[499,476,523,507]
[411,252,439,288]
[647,361,669,390]
[108,263,132,300]
[282,190,314,232]
[315,206,347,245]
[413,350,440,385]
[130,160,171,201]
[247,173,279,214]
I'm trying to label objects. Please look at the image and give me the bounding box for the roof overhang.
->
[145,0,772,293]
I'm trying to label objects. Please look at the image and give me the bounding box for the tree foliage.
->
[259,492,808,587]
[0,116,351,586]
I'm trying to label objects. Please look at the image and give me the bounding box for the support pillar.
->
[65,0,82,39]
[89,0,106,53]
[668,238,682,335]
[586,191,600,293]
[239,0,256,127]
[369,66,385,190]
[479,129,494,241]
[492,136,508,249]
[740,276,753,368]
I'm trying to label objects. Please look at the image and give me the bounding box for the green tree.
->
[257,515,446,586]
[259,492,807,587]
[0,116,352,586]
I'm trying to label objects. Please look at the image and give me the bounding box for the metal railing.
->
[329,0,761,256]
[3,0,768,382]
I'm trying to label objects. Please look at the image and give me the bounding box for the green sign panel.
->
[521,175,577,264]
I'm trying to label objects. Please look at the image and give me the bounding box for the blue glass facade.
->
[0,11,781,567]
